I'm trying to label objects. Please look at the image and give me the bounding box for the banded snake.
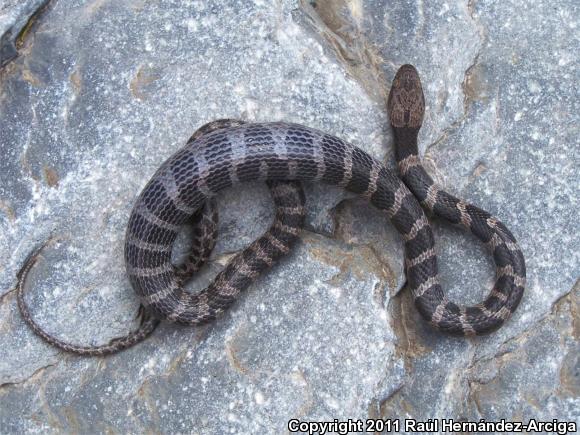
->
[16,65,526,355]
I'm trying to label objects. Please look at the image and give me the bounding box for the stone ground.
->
[0,0,578,433]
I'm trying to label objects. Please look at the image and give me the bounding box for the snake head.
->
[387,64,425,130]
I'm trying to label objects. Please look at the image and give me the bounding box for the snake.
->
[16,65,526,356]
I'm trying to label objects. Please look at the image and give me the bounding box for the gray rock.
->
[0,0,577,433]
[0,0,50,67]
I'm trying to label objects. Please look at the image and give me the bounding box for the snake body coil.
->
[17,65,525,355]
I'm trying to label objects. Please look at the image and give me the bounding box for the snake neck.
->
[392,126,420,162]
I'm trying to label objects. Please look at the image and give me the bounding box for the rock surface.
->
[0,0,50,67]
[0,0,577,433]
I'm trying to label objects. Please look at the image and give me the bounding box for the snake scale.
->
[17,65,526,355]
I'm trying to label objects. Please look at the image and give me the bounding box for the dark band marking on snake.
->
[16,65,526,355]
